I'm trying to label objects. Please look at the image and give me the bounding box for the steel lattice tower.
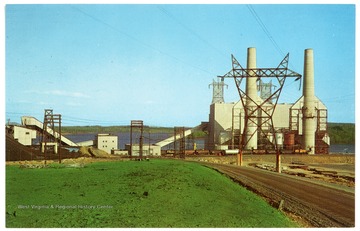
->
[209,78,227,104]
[220,48,302,172]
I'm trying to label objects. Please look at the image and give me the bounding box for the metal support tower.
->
[258,79,276,103]
[220,52,302,172]
[130,120,144,159]
[41,109,62,164]
[209,78,228,104]
[174,127,185,159]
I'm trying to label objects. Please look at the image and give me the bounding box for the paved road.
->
[200,162,355,227]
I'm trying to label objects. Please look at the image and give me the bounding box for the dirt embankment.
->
[187,154,355,189]
[187,154,355,165]
[5,134,83,161]
[202,162,355,227]
[5,134,116,162]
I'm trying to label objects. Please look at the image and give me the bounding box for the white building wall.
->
[112,150,129,155]
[273,104,292,130]
[207,101,312,150]
[97,134,118,154]
[291,96,327,135]
[125,144,161,156]
[13,126,36,146]
[207,102,240,150]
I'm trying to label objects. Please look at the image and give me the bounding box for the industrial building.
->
[6,125,37,146]
[206,48,329,154]
[95,133,118,154]
[125,144,161,157]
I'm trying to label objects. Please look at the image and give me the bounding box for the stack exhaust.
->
[302,49,316,154]
[245,47,258,150]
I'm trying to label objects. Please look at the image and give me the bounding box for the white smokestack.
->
[245,47,258,150]
[302,48,316,154]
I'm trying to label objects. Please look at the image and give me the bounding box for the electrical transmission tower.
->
[258,79,276,103]
[209,78,228,104]
[220,51,301,172]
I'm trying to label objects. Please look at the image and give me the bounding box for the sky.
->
[3,2,357,127]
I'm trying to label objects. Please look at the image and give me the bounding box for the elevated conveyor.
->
[21,116,78,147]
[155,123,207,147]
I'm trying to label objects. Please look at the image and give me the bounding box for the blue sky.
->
[4,3,356,127]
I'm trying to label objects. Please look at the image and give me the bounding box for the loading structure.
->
[21,116,78,147]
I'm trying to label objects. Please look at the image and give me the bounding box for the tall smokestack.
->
[245,47,258,150]
[302,49,316,154]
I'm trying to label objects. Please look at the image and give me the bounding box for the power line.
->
[5,111,129,126]
[246,5,284,57]
[246,5,300,73]
[70,5,215,76]
[238,5,303,96]
[157,5,229,59]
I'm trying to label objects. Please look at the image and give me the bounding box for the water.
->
[64,133,354,154]
[329,144,355,154]
[64,132,185,150]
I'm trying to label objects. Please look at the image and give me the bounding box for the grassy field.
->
[6,159,297,228]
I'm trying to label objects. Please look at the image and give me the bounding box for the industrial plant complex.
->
[6,47,330,160]
[5,48,356,228]
[6,4,356,228]
[206,48,329,155]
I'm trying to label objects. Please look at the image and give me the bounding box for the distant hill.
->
[328,123,355,144]
[60,126,175,134]
[60,123,355,144]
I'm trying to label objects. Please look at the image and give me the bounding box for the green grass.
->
[6,159,297,228]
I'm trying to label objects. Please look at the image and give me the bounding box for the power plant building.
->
[206,48,330,154]
[206,102,295,150]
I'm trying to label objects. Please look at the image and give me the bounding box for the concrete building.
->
[111,150,129,155]
[96,134,118,154]
[125,144,161,156]
[290,93,329,153]
[207,102,237,150]
[206,102,296,150]
[7,125,36,146]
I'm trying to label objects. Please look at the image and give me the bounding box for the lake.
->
[64,133,355,154]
